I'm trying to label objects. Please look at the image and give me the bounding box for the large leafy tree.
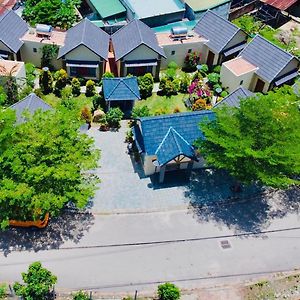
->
[22,0,80,29]
[0,106,100,228]
[195,87,300,188]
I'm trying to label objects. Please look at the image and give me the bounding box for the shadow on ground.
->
[0,210,94,256]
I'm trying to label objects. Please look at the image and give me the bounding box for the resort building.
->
[221,35,300,93]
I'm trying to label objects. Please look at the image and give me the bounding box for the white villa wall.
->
[160,41,204,69]
[20,41,63,69]
[220,63,256,93]
[223,31,247,51]
[276,59,299,79]
[15,62,26,90]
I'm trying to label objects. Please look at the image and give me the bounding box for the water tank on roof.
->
[36,24,52,38]
[170,26,188,39]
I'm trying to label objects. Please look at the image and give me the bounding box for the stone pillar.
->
[159,165,166,183]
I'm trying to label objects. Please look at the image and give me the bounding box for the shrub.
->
[81,106,92,123]
[18,85,33,100]
[179,73,191,93]
[92,94,106,111]
[0,284,6,299]
[168,61,178,70]
[198,64,209,76]
[221,90,229,98]
[192,98,207,111]
[125,129,133,143]
[138,73,154,99]
[106,107,124,128]
[13,262,57,300]
[157,283,181,300]
[39,68,53,94]
[71,78,81,96]
[25,63,36,88]
[172,78,181,93]
[102,71,115,79]
[33,88,43,98]
[61,86,72,100]
[54,69,68,96]
[173,106,181,113]
[73,290,90,300]
[85,80,96,97]
[213,65,221,74]
[131,105,150,118]
[184,51,201,71]
[207,73,220,85]
[41,44,59,70]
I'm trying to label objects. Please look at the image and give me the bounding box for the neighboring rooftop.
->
[123,0,185,19]
[112,19,166,61]
[239,34,297,82]
[102,77,141,101]
[22,28,66,46]
[88,0,126,19]
[58,18,110,60]
[136,111,215,156]
[0,9,28,53]
[224,57,258,76]
[10,93,53,124]
[214,87,253,108]
[156,31,207,46]
[261,0,297,11]
[184,0,231,12]
[193,10,244,53]
[0,59,23,75]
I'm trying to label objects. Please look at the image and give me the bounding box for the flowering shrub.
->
[188,79,211,100]
[192,99,207,111]
[184,51,201,71]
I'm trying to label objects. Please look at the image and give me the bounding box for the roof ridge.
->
[171,127,193,153]
[136,19,144,44]
[106,79,122,99]
[155,127,173,155]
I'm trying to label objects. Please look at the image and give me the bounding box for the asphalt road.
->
[1,210,300,293]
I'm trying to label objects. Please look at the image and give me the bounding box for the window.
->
[171,50,175,55]
[188,49,192,53]
[33,48,37,53]
[70,67,96,78]
[239,80,244,85]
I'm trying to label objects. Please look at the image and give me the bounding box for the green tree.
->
[138,73,154,99]
[102,71,115,79]
[105,107,124,128]
[131,105,150,118]
[39,68,53,94]
[85,80,96,97]
[232,15,262,35]
[54,69,68,96]
[0,107,100,228]
[25,63,36,88]
[22,0,79,29]
[71,77,81,97]
[157,283,181,300]
[41,44,59,70]
[0,284,6,299]
[195,87,300,188]
[13,262,57,300]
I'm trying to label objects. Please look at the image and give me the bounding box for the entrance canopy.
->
[66,60,99,68]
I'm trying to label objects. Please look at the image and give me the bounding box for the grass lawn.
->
[135,93,190,115]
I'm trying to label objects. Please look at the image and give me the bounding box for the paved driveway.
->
[89,122,259,215]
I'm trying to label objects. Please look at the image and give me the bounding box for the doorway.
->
[254,78,265,92]
[206,50,215,66]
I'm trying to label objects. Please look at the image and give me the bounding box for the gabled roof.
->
[238,35,297,82]
[155,127,195,166]
[193,10,244,53]
[0,10,28,53]
[111,19,166,61]
[185,0,231,12]
[57,18,110,60]
[102,77,141,101]
[214,87,253,108]
[10,93,52,124]
[137,111,215,156]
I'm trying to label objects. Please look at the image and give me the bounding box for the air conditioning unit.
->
[36,24,52,39]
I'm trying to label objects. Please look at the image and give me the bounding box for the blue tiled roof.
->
[137,111,215,159]
[10,93,53,124]
[155,127,195,166]
[102,77,141,101]
[213,86,253,108]
[193,10,245,53]
[238,35,298,82]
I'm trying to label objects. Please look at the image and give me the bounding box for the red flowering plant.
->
[184,51,201,71]
[188,79,212,104]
